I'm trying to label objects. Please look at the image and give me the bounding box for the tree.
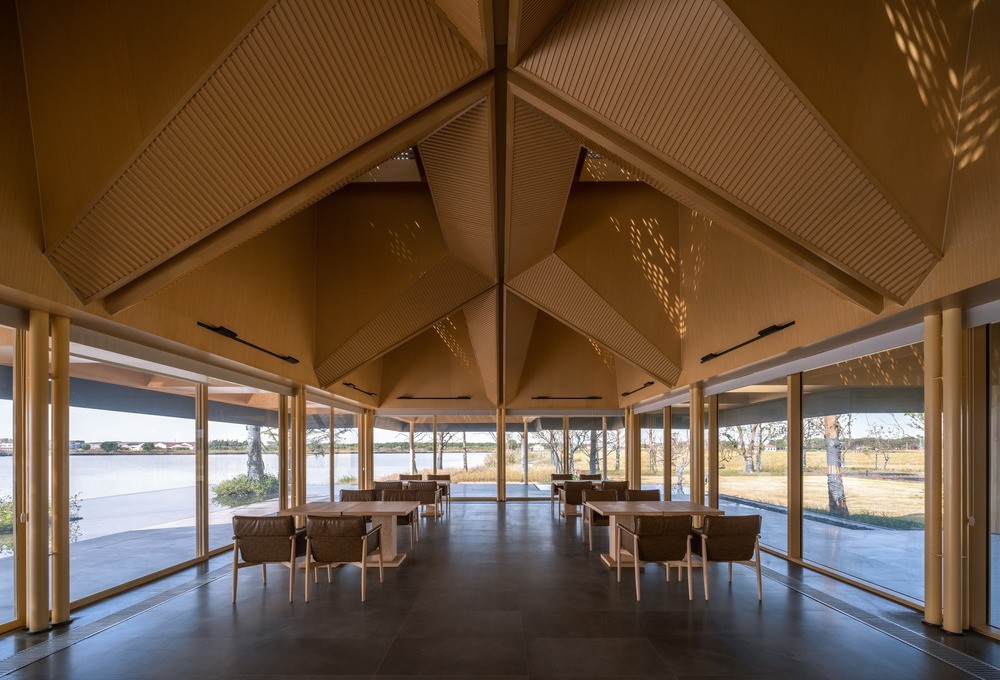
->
[670,431,689,495]
[531,429,564,473]
[246,425,266,482]
[99,441,120,452]
[437,430,458,468]
[720,422,787,474]
[643,428,660,474]
[824,415,849,517]
[462,431,468,471]
[607,428,623,471]
[141,442,156,452]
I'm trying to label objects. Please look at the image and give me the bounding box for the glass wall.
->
[990,323,999,628]
[333,410,359,496]
[0,326,16,624]
[638,411,665,491]
[669,403,691,500]
[504,417,548,498]
[207,383,282,550]
[68,351,198,600]
[529,416,565,476]
[718,380,788,552]
[374,417,431,483]
[304,402,331,501]
[435,416,497,498]
[802,343,925,601]
[569,417,604,477]
[604,418,626,481]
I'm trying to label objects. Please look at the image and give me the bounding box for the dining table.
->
[278,500,419,567]
[582,500,725,568]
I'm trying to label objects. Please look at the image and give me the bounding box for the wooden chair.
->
[558,481,592,520]
[693,514,763,601]
[550,474,572,508]
[599,480,629,498]
[231,515,298,603]
[579,473,602,480]
[373,480,403,493]
[407,480,443,517]
[381,489,420,548]
[617,515,694,601]
[304,516,383,602]
[581,489,617,550]
[427,474,451,511]
[399,474,423,481]
[340,489,378,523]
[624,489,660,501]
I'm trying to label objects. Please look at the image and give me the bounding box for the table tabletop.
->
[583,500,725,516]
[341,501,420,516]
[277,501,360,517]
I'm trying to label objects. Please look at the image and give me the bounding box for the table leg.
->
[599,514,639,569]
[368,517,407,567]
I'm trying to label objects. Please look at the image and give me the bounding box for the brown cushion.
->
[696,515,761,562]
[400,474,423,480]
[550,474,573,495]
[306,516,378,563]
[627,515,691,562]
[561,481,592,505]
[598,480,628,493]
[579,474,602,480]
[374,481,403,491]
[232,515,295,563]
[340,489,378,502]
[624,489,660,501]
[382,489,419,524]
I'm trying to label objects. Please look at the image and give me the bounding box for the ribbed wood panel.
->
[513,0,574,63]
[506,99,580,279]
[419,99,496,278]
[509,255,681,385]
[520,0,937,302]
[430,0,486,62]
[461,287,499,404]
[503,289,539,402]
[315,256,492,386]
[49,0,483,303]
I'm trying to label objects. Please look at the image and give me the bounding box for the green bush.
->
[0,495,13,533]
[212,473,280,507]
[337,475,357,485]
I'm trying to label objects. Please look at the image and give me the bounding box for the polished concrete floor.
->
[2,502,999,679]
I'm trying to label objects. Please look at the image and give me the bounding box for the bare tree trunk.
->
[614,444,621,471]
[589,429,599,475]
[824,415,849,517]
[462,431,468,471]
[246,425,266,481]
[409,423,416,474]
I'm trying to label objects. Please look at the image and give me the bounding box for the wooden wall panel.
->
[333,359,383,409]
[509,0,574,64]
[556,182,681,362]
[462,288,499,405]
[507,311,619,409]
[506,99,580,279]
[419,98,497,278]
[430,0,487,62]
[726,0,973,252]
[38,0,483,303]
[17,0,268,249]
[314,184,449,358]
[503,289,539,403]
[614,357,657,409]
[519,0,939,303]
[379,313,493,409]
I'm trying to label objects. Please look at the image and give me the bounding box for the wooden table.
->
[279,500,419,567]
[583,500,725,568]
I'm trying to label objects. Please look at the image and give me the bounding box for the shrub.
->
[0,495,13,533]
[337,475,357,484]
[212,473,280,507]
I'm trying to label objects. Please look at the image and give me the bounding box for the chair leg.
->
[588,522,593,551]
[729,562,733,583]
[755,540,762,602]
[616,527,622,584]
[232,540,239,603]
[304,558,311,603]
[361,559,368,603]
[288,542,296,602]
[686,558,693,601]
[262,563,267,586]
[634,551,641,602]
[327,565,332,583]
[409,522,415,549]
[702,535,710,601]
[378,548,384,583]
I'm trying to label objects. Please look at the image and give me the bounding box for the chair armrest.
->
[365,525,381,552]
[618,524,637,541]
[558,488,567,502]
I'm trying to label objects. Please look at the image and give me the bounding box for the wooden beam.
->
[507,72,885,314]
[104,75,494,314]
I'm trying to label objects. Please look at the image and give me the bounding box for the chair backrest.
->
[551,474,573,481]
[407,480,439,503]
[340,489,378,502]
[562,480,592,504]
[381,489,419,502]
[632,515,692,562]
[232,515,295,563]
[427,474,451,481]
[373,481,403,491]
[599,480,628,498]
[579,473,602,480]
[624,489,660,501]
[581,489,617,503]
[305,516,370,563]
[701,515,762,562]
[399,474,423,481]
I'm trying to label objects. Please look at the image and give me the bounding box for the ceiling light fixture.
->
[620,381,655,397]
[531,395,602,400]
[398,395,471,400]
[197,321,299,364]
[342,382,377,397]
[700,321,795,364]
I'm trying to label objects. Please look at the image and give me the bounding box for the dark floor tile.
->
[525,638,674,677]
[397,610,523,638]
[377,637,527,675]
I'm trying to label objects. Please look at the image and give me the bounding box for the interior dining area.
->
[2,0,1000,677]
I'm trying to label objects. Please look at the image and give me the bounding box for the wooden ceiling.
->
[11,0,976,410]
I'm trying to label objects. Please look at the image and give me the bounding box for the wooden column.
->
[13,330,27,626]
[602,417,608,480]
[278,395,288,510]
[293,389,306,505]
[787,373,803,560]
[432,416,438,475]
[562,417,570,475]
[663,407,672,500]
[690,384,704,506]
[924,313,943,625]
[523,421,529,483]
[49,317,70,625]
[497,408,506,501]
[26,310,49,633]
[707,394,719,509]
[942,307,964,633]
[195,383,209,557]
[328,407,335,500]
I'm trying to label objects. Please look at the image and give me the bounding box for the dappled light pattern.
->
[587,337,616,375]
[375,219,422,265]
[611,215,685,336]
[831,344,924,387]
[955,61,1000,169]
[433,317,472,369]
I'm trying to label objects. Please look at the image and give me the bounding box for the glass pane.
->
[670,404,691,500]
[333,410,359,496]
[435,416,497,498]
[529,416,565,476]
[208,384,282,550]
[504,417,542,498]
[374,417,425,483]
[990,323,1000,628]
[718,380,788,552]
[569,416,605,478]
[604,419,626,482]
[69,351,197,600]
[638,411,665,491]
[304,403,330,501]
[0,326,16,623]
[802,343,925,601]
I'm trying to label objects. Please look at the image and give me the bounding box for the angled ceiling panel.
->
[506,99,580,279]
[315,255,492,386]
[419,99,497,279]
[503,289,539,403]
[47,0,483,303]
[519,0,938,303]
[461,288,499,404]
[509,254,681,385]
[510,0,575,64]
[429,0,487,62]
